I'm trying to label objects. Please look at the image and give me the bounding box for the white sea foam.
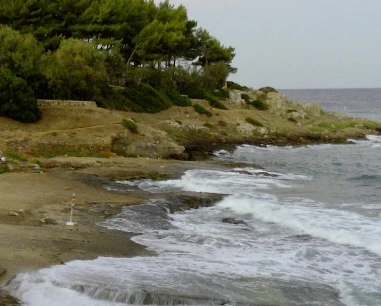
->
[218,194,381,257]
[366,134,381,142]
[116,169,293,195]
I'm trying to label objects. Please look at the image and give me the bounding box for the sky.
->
[167,0,381,89]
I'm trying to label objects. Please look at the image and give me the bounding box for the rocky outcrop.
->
[237,123,268,137]
[37,100,97,107]
[222,217,248,226]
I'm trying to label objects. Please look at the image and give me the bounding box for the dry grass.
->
[0,101,378,160]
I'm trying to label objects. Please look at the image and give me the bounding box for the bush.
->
[227,81,247,90]
[205,94,227,110]
[123,83,172,113]
[183,87,208,99]
[245,117,263,127]
[241,93,251,103]
[0,166,8,174]
[214,89,230,99]
[43,38,108,100]
[248,100,269,111]
[156,86,191,107]
[203,122,214,129]
[193,103,212,117]
[122,119,138,134]
[258,86,278,93]
[5,150,27,161]
[97,87,132,111]
[0,68,41,122]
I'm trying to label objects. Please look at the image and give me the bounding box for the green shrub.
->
[363,121,381,130]
[214,89,230,99]
[241,93,251,103]
[31,158,41,165]
[245,117,263,127]
[258,86,278,93]
[123,83,172,113]
[0,68,41,123]
[203,122,214,129]
[227,81,247,90]
[5,150,27,161]
[205,94,227,110]
[122,119,138,134]
[156,86,191,107]
[0,166,8,174]
[248,100,269,111]
[97,87,132,111]
[193,103,212,117]
[184,87,208,99]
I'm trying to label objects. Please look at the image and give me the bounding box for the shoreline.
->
[0,157,228,304]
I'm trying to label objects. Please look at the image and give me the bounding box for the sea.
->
[6,88,381,306]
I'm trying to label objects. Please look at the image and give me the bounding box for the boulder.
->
[266,92,288,109]
[228,90,247,108]
[222,217,247,226]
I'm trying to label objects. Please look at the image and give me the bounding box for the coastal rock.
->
[40,217,57,225]
[163,193,224,213]
[237,124,268,137]
[0,289,21,306]
[237,123,255,137]
[228,90,247,108]
[266,92,288,109]
[222,217,247,226]
[115,140,185,159]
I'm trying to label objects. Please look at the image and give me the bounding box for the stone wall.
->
[37,100,97,107]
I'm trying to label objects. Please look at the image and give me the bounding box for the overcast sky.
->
[168,0,381,89]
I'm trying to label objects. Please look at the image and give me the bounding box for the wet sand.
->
[0,157,224,303]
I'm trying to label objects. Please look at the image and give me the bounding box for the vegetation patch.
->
[156,87,192,107]
[362,120,381,130]
[214,89,230,99]
[183,127,211,140]
[203,122,214,129]
[227,81,247,91]
[205,94,227,110]
[122,84,172,113]
[193,103,212,117]
[31,145,109,158]
[248,100,269,111]
[241,93,251,103]
[122,119,138,134]
[307,121,361,133]
[5,150,27,161]
[245,117,263,127]
[218,120,228,127]
[286,109,298,113]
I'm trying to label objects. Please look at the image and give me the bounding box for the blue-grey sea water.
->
[6,89,381,306]
[281,88,381,122]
